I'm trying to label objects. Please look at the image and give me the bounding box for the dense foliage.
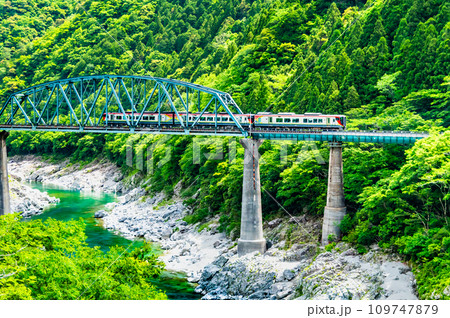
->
[0,214,167,300]
[1,0,449,299]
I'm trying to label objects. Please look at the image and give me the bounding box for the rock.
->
[289,215,307,224]
[341,248,358,257]
[194,285,203,294]
[267,218,282,228]
[284,244,317,261]
[248,290,270,300]
[180,248,190,256]
[213,241,221,248]
[188,276,201,284]
[160,227,173,239]
[202,289,241,300]
[443,286,450,297]
[283,269,296,281]
[209,224,219,234]
[212,255,228,268]
[275,240,286,249]
[276,289,291,299]
[200,264,221,281]
[94,210,107,218]
[9,177,60,217]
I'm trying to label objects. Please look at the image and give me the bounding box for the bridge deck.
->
[251,130,429,144]
[0,124,429,143]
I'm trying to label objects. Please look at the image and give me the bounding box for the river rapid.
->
[26,182,200,300]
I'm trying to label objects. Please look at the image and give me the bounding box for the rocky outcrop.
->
[100,187,232,280]
[8,156,124,193]
[195,242,418,300]
[196,251,302,300]
[295,245,417,300]
[9,176,59,217]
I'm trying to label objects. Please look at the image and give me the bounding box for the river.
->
[27,182,201,300]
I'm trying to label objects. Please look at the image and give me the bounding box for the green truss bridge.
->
[0,75,429,144]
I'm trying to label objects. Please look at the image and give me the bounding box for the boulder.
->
[283,269,296,281]
[248,290,270,300]
[267,218,282,228]
[94,210,107,218]
[200,264,221,281]
[212,255,228,268]
[284,244,317,262]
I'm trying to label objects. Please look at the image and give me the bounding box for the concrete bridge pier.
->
[238,139,266,256]
[321,141,346,245]
[0,131,10,215]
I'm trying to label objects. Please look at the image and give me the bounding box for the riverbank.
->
[9,155,419,300]
[9,155,125,193]
[9,173,59,218]
[99,185,232,282]
[98,185,418,300]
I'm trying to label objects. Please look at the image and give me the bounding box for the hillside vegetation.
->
[1,0,449,299]
[0,214,166,299]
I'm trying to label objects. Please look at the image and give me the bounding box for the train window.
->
[116,116,122,120]
[319,119,323,123]
[201,117,205,121]
[269,117,272,123]
[143,116,148,120]
[308,119,313,123]
[303,119,307,123]
[276,118,283,123]
[313,119,318,123]
[292,118,299,123]
[284,118,291,123]
[150,116,155,120]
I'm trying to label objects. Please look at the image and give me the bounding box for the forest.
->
[0,0,449,299]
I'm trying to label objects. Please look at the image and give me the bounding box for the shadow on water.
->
[26,182,201,300]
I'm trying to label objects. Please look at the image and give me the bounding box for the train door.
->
[340,116,346,129]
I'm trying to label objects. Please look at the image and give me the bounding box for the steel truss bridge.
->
[0,75,429,144]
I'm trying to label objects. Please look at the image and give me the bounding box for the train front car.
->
[253,112,346,131]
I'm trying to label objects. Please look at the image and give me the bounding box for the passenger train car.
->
[103,111,347,131]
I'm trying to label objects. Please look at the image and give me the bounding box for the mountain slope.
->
[1,0,449,299]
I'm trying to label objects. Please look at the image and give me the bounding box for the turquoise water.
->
[27,182,201,300]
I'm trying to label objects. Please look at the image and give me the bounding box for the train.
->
[103,111,347,131]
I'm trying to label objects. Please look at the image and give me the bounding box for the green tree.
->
[344,85,361,109]
[0,214,167,300]
[375,71,402,101]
